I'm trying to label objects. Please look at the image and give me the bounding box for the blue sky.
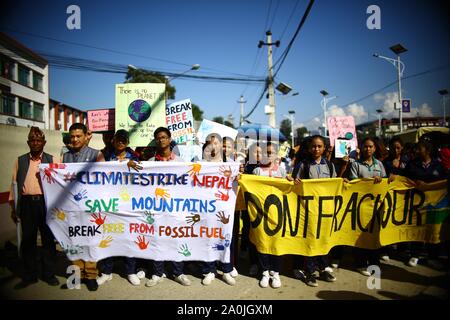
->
[1,0,449,130]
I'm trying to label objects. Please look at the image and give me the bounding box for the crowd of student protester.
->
[10,123,449,291]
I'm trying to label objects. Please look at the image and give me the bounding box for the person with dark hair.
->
[290,135,337,287]
[404,140,447,268]
[97,129,143,287]
[384,137,408,178]
[252,142,286,289]
[100,131,115,158]
[373,137,389,162]
[62,123,102,291]
[349,137,387,276]
[9,127,59,289]
[222,136,235,162]
[145,127,191,287]
[239,142,262,276]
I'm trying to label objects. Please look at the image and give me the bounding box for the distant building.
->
[356,116,448,138]
[49,99,87,131]
[0,32,49,129]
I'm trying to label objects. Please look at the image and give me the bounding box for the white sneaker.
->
[222,272,236,286]
[175,274,191,286]
[249,264,258,276]
[202,272,215,286]
[357,268,371,276]
[331,260,339,269]
[271,271,281,288]
[145,275,164,287]
[136,270,146,279]
[97,273,112,285]
[259,270,270,288]
[230,267,239,278]
[408,257,419,267]
[380,255,390,262]
[127,274,140,286]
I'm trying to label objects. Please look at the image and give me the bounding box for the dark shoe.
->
[86,279,98,291]
[14,278,38,290]
[319,269,337,282]
[304,273,318,287]
[43,276,60,286]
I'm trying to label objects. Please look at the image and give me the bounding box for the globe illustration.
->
[128,99,152,122]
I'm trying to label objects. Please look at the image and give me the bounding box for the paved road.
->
[0,243,448,300]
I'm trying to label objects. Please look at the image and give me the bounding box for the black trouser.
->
[153,261,184,277]
[354,248,379,268]
[19,195,57,280]
[241,210,258,265]
[293,255,329,275]
[257,253,282,273]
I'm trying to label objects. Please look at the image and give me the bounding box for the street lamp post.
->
[320,90,337,137]
[288,110,295,146]
[373,43,407,133]
[438,89,449,126]
[376,109,383,137]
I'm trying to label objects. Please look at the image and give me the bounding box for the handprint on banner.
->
[144,211,155,224]
[216,211,230,224]
[63,172,77,182]
[43,167,57,184]
[215,190,230,202]
[135,235,149,250]
[185,213,201,226]
[99,236,113,248]
[90,213,106,225]
[119,187,131,202]
[212,243,226,251]
[219,165,232,178]
[74,189,87,202]
[52,208,66,221]
[49,163,66,169]
[187,163,202,177]
[155,187,170,200]
[178,243,191,257]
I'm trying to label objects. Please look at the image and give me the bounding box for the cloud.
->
[374,92,434,118]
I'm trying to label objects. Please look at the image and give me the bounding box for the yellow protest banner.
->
[238,175,449,256]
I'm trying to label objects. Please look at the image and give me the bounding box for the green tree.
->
[296,127,308,140]
[280,119,292,140]
[224,120,235,128]
[125,67,176,100]
[212,116,224,124]
[192,103,203,121]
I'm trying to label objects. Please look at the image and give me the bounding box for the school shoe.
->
[136,270,146,279]
[304,273,318,287]
[230,267,239,278]
[175,274,191,286]
[127,274,141,286]
[408,257,419,267]
[202,272,215,286]
[380,255,390,262]
[86,279,99,291]
[259,271,270,288]
[43,275,60,286]
[357,268,371,276]
[97,273,113,286]
[293,269,306,281]
[319,268,336,282]
[249,264,258,277]
[270,271,281,289]
[331,260,339,269]
[222,272,236,286]
[145,275,164,287]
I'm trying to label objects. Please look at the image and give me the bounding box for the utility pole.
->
[238,95,247,126]
[259,31,280,128]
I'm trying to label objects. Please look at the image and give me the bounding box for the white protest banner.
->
[115,83,166,147]
[327,116,358,147]
[196,119,238,144]
[166,99,195,144]
[39,162,240,263]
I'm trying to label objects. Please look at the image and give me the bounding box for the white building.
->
[0,32,49,129]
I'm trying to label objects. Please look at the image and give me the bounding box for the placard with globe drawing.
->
[115,83,166,147]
